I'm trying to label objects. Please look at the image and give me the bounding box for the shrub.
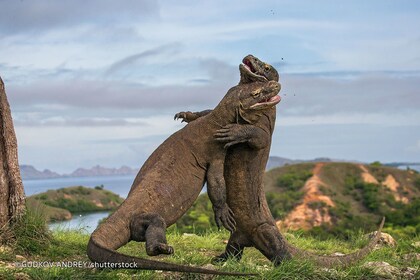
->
[276,170,312,191]
[266,191,304,219]
[69,186,91,195]
[175,194,217,233]
[414,177,420,190]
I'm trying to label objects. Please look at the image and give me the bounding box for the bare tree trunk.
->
[0,76,25,231]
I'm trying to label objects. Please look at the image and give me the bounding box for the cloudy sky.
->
[1,0,419,173]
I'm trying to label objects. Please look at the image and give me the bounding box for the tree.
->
[0,76,26,233]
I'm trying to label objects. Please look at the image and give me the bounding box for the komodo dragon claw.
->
[214,124,250,149]
[214,204,236,233]
[174,111,198,123]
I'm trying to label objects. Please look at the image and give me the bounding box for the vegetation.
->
[1,162,420,279]
[266,191,303,220]
[263,164,313,220]
[0,211,418,279]
[175,194,217,234]
[176,163,420,239]
[276,169,313,191]
[0,206,51,256]
[26,186,124,222]
[25,198,71,223]
[306,163,420,239]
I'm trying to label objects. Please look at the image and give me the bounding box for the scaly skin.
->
[176,55,385,268]
[87,80,280,276]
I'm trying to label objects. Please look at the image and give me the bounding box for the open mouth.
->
[243,59,255,72]
[250,95,281,109]
[241,58,268,81]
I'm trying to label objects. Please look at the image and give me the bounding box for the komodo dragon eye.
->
[251,89,261,98]
[264,64,270,71]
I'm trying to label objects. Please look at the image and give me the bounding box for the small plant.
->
[266,191,304,219]
[370,161,382,167]
[307,201,327,210]
[0,206,52,255]
[414,177,420,190]
[69,186,91,195]
[276,170,312,191]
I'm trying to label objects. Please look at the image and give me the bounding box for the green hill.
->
[176,162,420,238]
[27,186,124,222]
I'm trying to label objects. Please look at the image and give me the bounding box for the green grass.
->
[1,226,418,279]
[0,207,52,256]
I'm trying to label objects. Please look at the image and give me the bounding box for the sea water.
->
[23,175,207,232]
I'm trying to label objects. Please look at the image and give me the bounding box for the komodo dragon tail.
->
[87,217,256,276]
[285,217,385,268]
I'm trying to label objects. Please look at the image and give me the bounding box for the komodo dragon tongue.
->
[285,217,385,267]
[87,238,257,276]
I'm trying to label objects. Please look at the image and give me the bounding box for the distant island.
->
[20,158,420,180]
[20,164,138,180]
[27,186,124,222]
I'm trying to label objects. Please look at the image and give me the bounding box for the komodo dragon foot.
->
[130,213,174,256]
[174,111,199,123]
[211,230,250,264]
[214,124,252,149]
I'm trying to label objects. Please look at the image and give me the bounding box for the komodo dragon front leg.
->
[175,111,270,150]
[207,154,236,232]
[174,109,270,147]
[174,110,212,123]
[214,123,271,149]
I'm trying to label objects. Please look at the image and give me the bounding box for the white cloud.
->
[277,112,420,127]
[2,0,420,170]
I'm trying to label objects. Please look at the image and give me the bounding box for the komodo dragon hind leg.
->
[212,230,251,264]
[253,223,292,265]
[130,213,174,256]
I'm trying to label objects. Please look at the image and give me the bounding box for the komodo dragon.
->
[87,80,281,275]
[175,54,385,267]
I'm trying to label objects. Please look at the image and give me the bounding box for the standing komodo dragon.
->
[175,54,385,268]
[87,80,281,275]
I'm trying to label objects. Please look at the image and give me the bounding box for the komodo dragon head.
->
[215,80,281,125]
[240,54,279,83]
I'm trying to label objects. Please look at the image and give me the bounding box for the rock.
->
[202,263,217,270]
[400,267,418,280]
[0,245,12,253]
[366,231,397,249]
[0,261,14,269]
[411,241,420,248]
[256,264,270,271]
[14,272,30,280]
[362,261,400,279]
[15,255,26,261]
[200,264,217,280]
[115,272,131,279]
[223,240,229,244]
[182,233,198,237]
[402,253,420,262]
[331,252,345,256]
[318,268,346,278]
